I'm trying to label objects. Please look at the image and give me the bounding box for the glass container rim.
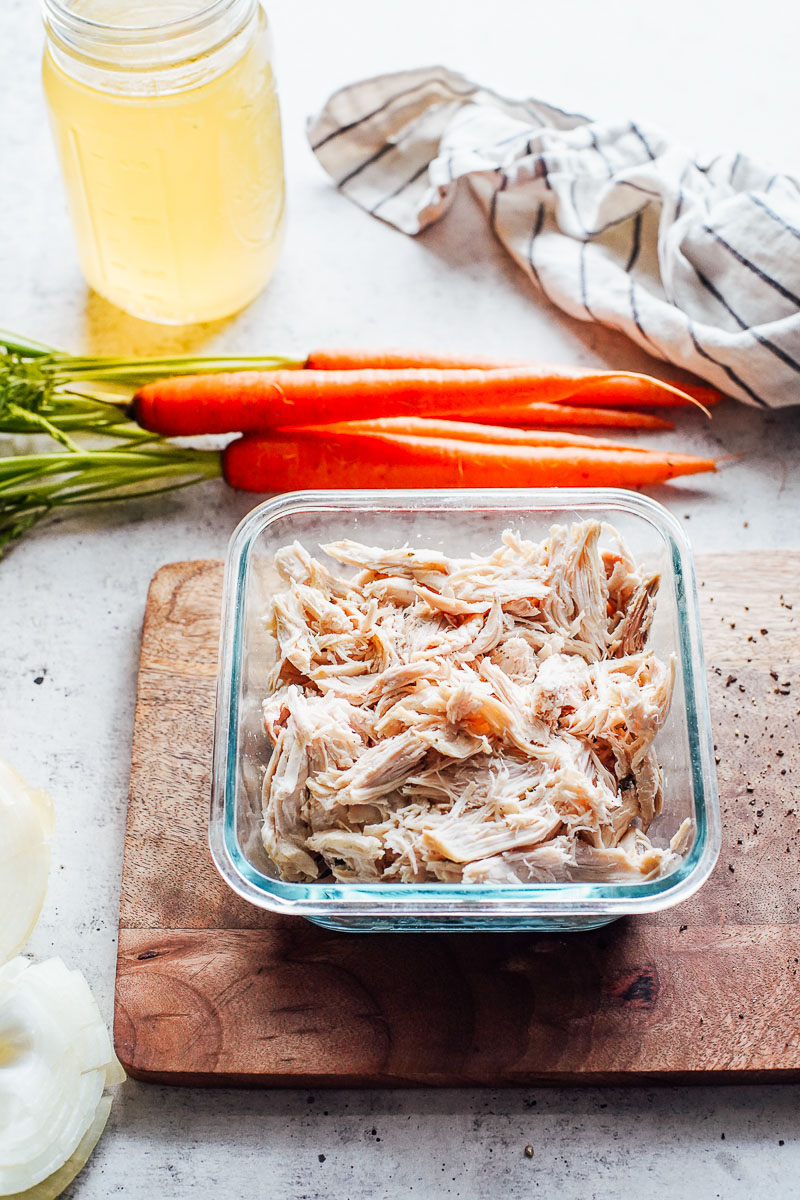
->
[210,488,721,922]
[42,0,246,39]
[42,0,261,88]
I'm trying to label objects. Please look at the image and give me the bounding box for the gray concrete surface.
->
[2,0,800,1195]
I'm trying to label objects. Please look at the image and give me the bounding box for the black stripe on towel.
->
[687,322,768,407]
[750,193,800,241]
[521,103,547,128]
[628,277,660,352]
[589,205,648,240]
[630,123,657,161]
[618,180,661,200]
[695,155,721,177]
[692,265,800,375]
[692,265,747,328]
[702,224,800,309]
[491,129,532,151]
[569,176,648,241]
[336,105,443,190]
[589,128,614,178]
[527,203,553,302]
[311,75,475,151]
[370,160,431,214]
[625,211,643,272]
[336,141,397,189]
[579,242,594,317]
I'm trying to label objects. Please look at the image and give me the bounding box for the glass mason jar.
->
[41,0,286,325]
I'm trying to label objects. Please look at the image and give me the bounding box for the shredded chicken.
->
[259,521,689,884]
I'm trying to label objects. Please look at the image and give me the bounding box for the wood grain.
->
[114,553,800,1085]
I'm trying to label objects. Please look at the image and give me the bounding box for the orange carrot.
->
[305,349,722,408]
[290,416,659,452]
[448,403,673,430]
[304,348,528,371]
[222,430,717,492]
[560,377,722,410]
[133,367,699,436]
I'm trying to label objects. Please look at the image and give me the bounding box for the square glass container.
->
[210,489,720,932]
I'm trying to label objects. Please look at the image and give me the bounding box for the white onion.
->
[0,957,125,1197]
[4,1097,112,1200]
[0,763,54,964]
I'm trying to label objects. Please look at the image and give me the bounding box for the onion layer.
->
[0,763,54,964]
[0,957,125,1196]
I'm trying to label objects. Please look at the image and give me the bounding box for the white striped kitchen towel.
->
[308,66,800,407]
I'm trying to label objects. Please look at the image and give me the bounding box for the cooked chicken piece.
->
[669,817,694,855]
[362,575,420,606]
[261,725,317,881]
[629,746,664,828]
[413,585,493,616]
[323,539,453,589]
[571,829,671,880]
[274,540,355,599]
[308,730,429,808]
[259,521,687,884]
[271,591,320,676]
[605,782,643,846]
[463,836,577,883]
[489,635,538,683]
[422,804,563,863]
[609,574,660,657]
[528,653,586,722]
[562,653,675,770]
[465,600,505,659]
[415,724,489,760]
[306,830,384,881]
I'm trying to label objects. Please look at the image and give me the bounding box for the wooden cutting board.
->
[113,552,800,1086]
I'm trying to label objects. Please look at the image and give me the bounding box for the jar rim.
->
[42,0,247,44]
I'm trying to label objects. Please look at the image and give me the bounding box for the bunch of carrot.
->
[132,349,722,491]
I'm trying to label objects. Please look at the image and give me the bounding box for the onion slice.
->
[0,762,54,964]
[4,1097,112,1200]
[0,957,125,1196]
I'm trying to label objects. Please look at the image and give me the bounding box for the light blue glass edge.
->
[209,489,720,918]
